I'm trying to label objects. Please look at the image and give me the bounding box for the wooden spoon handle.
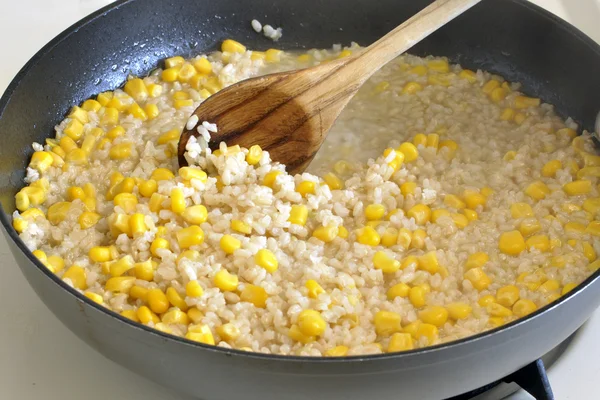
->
[352,0,482,79]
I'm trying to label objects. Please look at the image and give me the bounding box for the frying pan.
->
[0,0,599,399]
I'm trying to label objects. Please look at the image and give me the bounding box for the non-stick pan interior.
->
[1,0,599,208]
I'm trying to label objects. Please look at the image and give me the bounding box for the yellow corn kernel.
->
[78,211,101,229]
[465,252,489,270]
[288,324,315,344]
[555,127,577,140]
[364,204,385,221]
[586,221,600,236]
[151,168,175,182]
[504,151,517,162]
[174,98,193,109]
[46,201,71,225]
[386,282,410,301]
[372,251,400,274]
[410,229,427,250]
[451,213,469,228]
[542,160,562,178]
[286,204,309,226]
[160,308,189,326]
[395,143,417,164]
[65,148,88,165]
[565,222,586,234]
[312,224,339,243]
[425,133,439,149]
[564,180,591,196]
[419,306,448,327]
[499,230,526,255]
[373,310,402,336]
[176,225,204,249]
[150,237,170,257]
[127,103,147,121]
[164,56,184,69]
[512,299,538,317]
[402,82,423,95]
[177,205,208,226]
[32,250,47,266]
[325,345,350,356]
[538,279,560,293]
[131,259,153,282]
[515,95,541,109]
[214,269,238,291]
[407,204,431,225]
[62,265,87,290]
[263,171,281,188]
[380,227,399,247]
[191,57,212,74]
[156,130,179,146]
[252,248,278,273]
[177,62,197,82]
[464,267,492,291]
[165,287,188,311]
[409,64,428,76]
[135,306,159,324]
[161,66,180,82]
[181,281,204,299]
[478,295,496,307]
[438,139,458,158]
[63,119,84,141]
[417,251,439,274]
[356,226,381,246]
[427,59,449,73]
[20,208,44,221]
[519,218,541,236]
[444,194,466,210]
[100,106,119,126]
[500,108,516,121]
[525,181,551,201]
[415,323,438,345]
[105,276,136,294]
[400,182,417,197]
[15,191,30,212]
[147,193,165,214]
[582,242,596,262]
[184,308,203,325]
[213,323,240,344]
[29,151,54,173]
[526,234,550,252]
[264,48,282,62]
[510,202,534,219]
[409,286,427,308]
[589,260,600,272]
[169,187,185,214]
[217,234,240,255]
[562,283,578,295]
[482,80,500,94]
[82,99,101,112]
[488,303,513,318]
[110,171,124,186]
[228,220,251,235]
[463,189,486,209]
[399,255,417,270]
[80,135,96,154]
[106,177,135,200]
[496,285,520,308]
[108,254,134,277]
[110,189,136,211]
[489,87,508,103]
[21,186,46,206]
[577,166,600,180]
[146,288,169,314]
[222,39,246,53]
[83,291,103,305]
[447,303,472,320]
[96,91,113,106]
[137,179,157,198]
[240,284,268,308]
[305,280,325,299]
[488,317,505,328]
[413,133,427,147]
[427,73,453,86]
[45,255,65,273]
[459,69,477,82]
[125,213,146,236]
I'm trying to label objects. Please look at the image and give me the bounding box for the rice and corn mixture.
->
[12,39,600,356]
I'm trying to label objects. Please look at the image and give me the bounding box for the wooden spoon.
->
[178,0,482,174]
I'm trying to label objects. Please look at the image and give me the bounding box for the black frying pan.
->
[1,0,600,399]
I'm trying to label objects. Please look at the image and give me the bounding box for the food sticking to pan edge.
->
[11,39,600,356]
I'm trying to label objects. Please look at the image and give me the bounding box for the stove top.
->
[446,333,575,400]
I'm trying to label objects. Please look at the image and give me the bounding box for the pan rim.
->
[1,0,600,366]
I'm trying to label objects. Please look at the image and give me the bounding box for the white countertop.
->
[1,1,599,399]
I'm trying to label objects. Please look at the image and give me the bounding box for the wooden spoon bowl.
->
[178,0,482,174]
